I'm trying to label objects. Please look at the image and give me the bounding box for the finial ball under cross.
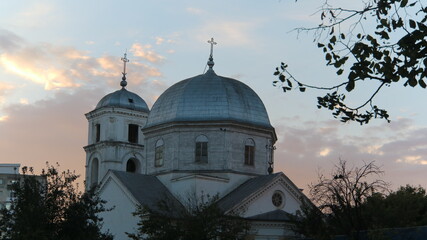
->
[207,37,217,69]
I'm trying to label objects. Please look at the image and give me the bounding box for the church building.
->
[84,40,309,240]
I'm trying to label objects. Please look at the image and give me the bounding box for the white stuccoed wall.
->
[84,107,147,187]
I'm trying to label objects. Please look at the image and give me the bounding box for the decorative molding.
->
[171,173,229,183]
[143,120,275,139]
[154,169,261,177]
[84,141,144,152]
[86,107,149,119]
[234,173,303,213]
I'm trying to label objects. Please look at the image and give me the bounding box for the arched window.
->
[244,138,255,166]
[90,158,99,186]
[195,135,208,163]
[126,158,137,173]
[155,139,164,167]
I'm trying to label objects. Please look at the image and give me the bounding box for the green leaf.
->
[419,79,427,88]
[408,78,417,87]
[346,80,355,92]
[317,43,325,48]
[337,69,344,75]
[400,0,408,7]
[409,19,416,29]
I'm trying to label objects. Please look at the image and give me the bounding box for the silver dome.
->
[145,69,272,128]
[95,88,149,112]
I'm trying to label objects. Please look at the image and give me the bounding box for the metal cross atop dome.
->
[120,52,129,88]
[207,37,217,69]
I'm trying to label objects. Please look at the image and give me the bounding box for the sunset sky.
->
[0,0,426,191]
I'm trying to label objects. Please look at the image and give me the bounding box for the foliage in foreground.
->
[275,0,427,124]
[0,164,113,240]
[293,160,427,240]
[127,194,251,240]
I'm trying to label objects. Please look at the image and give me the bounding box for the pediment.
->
[218,172,308,220]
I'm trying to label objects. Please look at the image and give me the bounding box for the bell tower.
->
[84,53,149,188]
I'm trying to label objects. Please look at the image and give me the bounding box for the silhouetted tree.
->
[293,160,389,239]
[363,185,427,229]
[127,194,250,240]
[0,164,113,240]
[274,0,427,124]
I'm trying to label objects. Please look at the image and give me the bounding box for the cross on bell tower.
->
[207,37,217,69]
[120,52,129,88]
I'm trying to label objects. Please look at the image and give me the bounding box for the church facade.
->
[84,48,309,240]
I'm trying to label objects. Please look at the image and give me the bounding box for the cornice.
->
[85,107,148,119]
[153,169,262,178]
[83,141,144,152]
[170,173,230,183]
[143,120,276,140]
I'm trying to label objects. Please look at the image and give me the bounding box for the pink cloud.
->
[0,29,164,92]
[273,118,427,191]
[130,43,165,63]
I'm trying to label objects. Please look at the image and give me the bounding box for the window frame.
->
[195,135,208,163]
[155,139,164,167]
[95,124,101,142]
[128,124,139,143]
[90,158,99,186]
[244,138,255,166]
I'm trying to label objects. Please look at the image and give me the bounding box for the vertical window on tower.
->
[244,138,255,166]
[195,135,208,163]
[95,124,101,142]
[90,158,99,186]
[155,139,164,167]
[128,124,139,143]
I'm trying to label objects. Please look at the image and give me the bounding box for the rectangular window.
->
[195,142,208,163]
[128,124,139,143]
[95,124,101,142]
[245,146,255,166]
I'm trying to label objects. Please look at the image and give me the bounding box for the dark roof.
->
[217,173,281,211]
[145,68,273,129]
[95,88,149,112]
[110,171,184,214]
[247,209,293,222]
